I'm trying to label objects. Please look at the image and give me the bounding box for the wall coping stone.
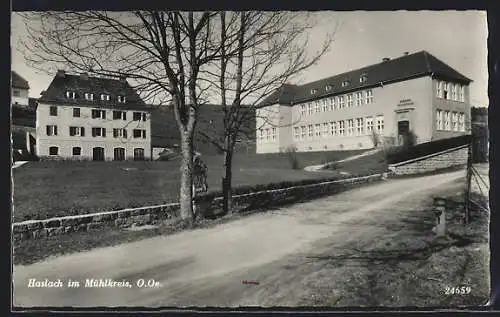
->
[388,144,468,168]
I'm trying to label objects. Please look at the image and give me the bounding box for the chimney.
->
[382,57,390,62]
[56,70,66,78]
[80,72,89,80]
[403,51,409,56]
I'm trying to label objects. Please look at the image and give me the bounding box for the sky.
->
[11,10,488,106]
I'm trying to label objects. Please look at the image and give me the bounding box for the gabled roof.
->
[11,71,30,90]
[38,71,147,110]
[261,50,472,106]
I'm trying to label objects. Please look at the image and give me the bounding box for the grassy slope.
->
[12,150,366,222]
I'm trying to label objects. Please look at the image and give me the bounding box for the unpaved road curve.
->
[13,169,466,307]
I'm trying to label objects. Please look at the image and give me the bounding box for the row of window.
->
[65,91,127,103]
[49,106,148,121]
[308,74,367,95]
[257,127,277,142]
[436,81,465,102]
[436,110,466,132]
[292,116,384,140]
[45,125,147,139]
[47,146,146,161]
[299,89,374,117]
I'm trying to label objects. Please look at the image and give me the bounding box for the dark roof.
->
[261,50,473,106]
[11,105,36,128]
[38,72,147,110]
[12,71,30,90]
[28,98,38,110]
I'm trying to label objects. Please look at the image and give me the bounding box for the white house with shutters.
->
[36,70,152,161]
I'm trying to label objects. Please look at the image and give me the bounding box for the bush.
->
[284,145,300,170]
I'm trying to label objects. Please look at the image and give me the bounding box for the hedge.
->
[386,135,472,164]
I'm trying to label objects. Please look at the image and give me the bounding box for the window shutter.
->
[69,127,74,136]
[142,130,146,138]
[123,112,127,120]
[142,113,147,121]
[113,129,118,138]
[54,126,58,136]
[123,129,127,138]
[103,128,106,137]
[92,128,96,137]
[81,127,85,136]
[46,126,50,135]
[102,111,106,119]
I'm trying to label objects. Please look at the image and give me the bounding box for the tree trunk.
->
[179,133,194,226]
[222,136,233,215]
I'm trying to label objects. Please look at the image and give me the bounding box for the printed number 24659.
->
[445,286,471,295]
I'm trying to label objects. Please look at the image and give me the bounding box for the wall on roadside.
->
[12,174,384,242]
[388,145,468,176]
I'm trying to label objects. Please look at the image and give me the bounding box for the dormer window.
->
[84,93,94,101]
[100,94,110,101]
[310,89,317,95]
[360,74,368,83]
[117,95,126,103]
[66,91,76,99]
[342,80,350,87]
[325,84,332,92]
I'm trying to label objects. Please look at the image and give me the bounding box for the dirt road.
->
[13,169,468,307]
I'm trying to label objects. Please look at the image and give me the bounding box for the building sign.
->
[398,99,415,107]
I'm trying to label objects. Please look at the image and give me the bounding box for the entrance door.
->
[134,148,145,161]
[92,147,105,161]
[114,148,125,161]
[398,120,410,136]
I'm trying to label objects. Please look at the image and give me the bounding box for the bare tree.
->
[197,12,337,214]
[19,11,220,225]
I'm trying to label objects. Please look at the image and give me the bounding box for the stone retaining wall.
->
[13,174,384,242]
[388,145,469,176]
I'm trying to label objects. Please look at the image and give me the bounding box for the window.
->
[376,115,384,133]
[265,128,270,140]
[347,94,353,108]
[301,126,306,139]
[443,83,451,99]
[114,148,126,161]
[50,106,57,116]
[310,89,317,95]
[300,105,306,116]
[347,119,354,136]
[330,121,336,136]
[452,111,458,131]
[444,111,451,130]
[100,94,110,101]
[339,96,345,109]
[133,129,147,138]
[49,146,58,156]
[69,126,85,136]
[134,148,145,161]
[117,95,126,103]
[356,118,364,135]
[307,103,313,115]
[271,128,276,140]
[325,84,332,92]
[360,74,368,83]
[113,110,127,120]
[458,113,466,132]
[315,124,321,137]
[314,101,320,113]
[113,128,128,138]
[66,91,76,99]
[259,129,264,141]
[451,84,457,101]
[46,125,58,136]
[308,125,313,138]
[437,81,443,98]
[356,92,363,107]
[338,120,345,136]
[91,127,106,137]
[133,112,144,121]
[13,89,21,97]
[365,90,373,104]
[72,147,81,156]
[330,97,336,111]
[459,85,465,102]
[73,108,80,117]
[366,117,374,134]
[91,109,106,119]
[322,99,328,112]
[294,127,300,140]
[342,80,350,87]
[436,109,443,130]
[84,93,94,101]
[323,123,329,136]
